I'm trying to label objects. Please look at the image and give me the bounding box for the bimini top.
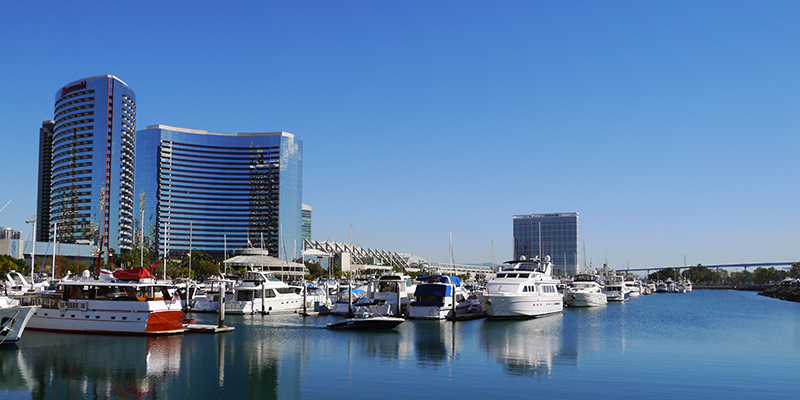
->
[416,275,461,286]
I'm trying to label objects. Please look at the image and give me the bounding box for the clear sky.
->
[1,1,798,269]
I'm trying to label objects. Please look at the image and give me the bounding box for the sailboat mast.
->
[449,230,455,266]
[52,221,57,279]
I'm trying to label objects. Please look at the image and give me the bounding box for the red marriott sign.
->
[61,81,87,97]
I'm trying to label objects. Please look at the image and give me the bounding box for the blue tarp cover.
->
[414,283,452,297]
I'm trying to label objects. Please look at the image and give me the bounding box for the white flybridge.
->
[478,255,563,319]
[225,269,303,315]
[564,274,607,307]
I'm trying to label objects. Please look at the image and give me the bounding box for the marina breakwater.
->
[758,284,800,303]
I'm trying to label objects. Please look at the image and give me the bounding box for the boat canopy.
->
[113,265,156,280]
[417,275,461,286]
[414,283,453,298]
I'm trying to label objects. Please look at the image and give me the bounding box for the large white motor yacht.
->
[477,255,563,319]
[225,270,303,314]
[603,273,630,301]
[20,268,184,335]
[408,275,471,320]
[624,278,642,297]
[564,274,607,307]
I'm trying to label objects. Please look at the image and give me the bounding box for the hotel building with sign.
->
[513,212,579,275]
[134,125,303,261]
[39,75,137,257]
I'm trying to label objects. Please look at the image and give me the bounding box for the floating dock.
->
[184,324,235,333]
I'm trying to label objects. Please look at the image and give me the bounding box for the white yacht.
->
[408,275,471,320]
[603,274,630,302]
[225,270,303,314]
[1,295,38,344]
[564,274,607,307]
[477,255,563,319]
[292,284,333,313]
[664,278,676,293]
[190,278,237,313]
[330,283,370,315]
[624,277,642,297]
[369,274,416,316]
[19,269,184,335]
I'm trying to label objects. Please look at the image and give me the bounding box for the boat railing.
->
[13,293,62,309]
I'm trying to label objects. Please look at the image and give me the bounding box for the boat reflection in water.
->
[0,330,182,398]
[478,315,573,376]
[409,320,463,368]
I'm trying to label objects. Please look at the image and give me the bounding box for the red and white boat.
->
[18,265,185,335]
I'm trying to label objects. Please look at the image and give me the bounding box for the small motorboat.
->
[326,310,404,330]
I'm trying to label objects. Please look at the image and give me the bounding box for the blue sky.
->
[1,1,798,269]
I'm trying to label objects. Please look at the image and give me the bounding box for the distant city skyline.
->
[1,2,798,268]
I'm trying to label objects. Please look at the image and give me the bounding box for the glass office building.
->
[49,76,136,254]
[135,125,302,260]
[36,120,55,242]
[513,213,579,275]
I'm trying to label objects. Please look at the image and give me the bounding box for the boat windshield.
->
[60,284,170,301]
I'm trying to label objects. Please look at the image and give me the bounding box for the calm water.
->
[2,290,799,399]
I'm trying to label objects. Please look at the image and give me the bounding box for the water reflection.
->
[478,315,570,376]
[409,320,463,368]
[2,331,181,399]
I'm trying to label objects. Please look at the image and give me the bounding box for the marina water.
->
[2,290,799,399]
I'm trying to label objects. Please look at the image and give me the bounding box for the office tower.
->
[135,125,302,260]
[50,76,136,257]
[513,213,579,275]
[35,120,55,241]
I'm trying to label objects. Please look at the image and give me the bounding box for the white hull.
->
[408,304,452,320]
[226,295,303,314]
[605,291,630,302]
[26,301,183,334]
[478,293,562,319]
[0,305,38,344]
[564,292,607,307]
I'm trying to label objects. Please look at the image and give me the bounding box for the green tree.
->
[304,260,325,280]
[789,262,800,278]
[752,267,786,285]
[0,254,23,276]
[648,267,679,281]
[730,270,753,286]
[174,250,219,280]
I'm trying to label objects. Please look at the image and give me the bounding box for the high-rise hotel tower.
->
[135,125,302,260]
[43,76,136,255]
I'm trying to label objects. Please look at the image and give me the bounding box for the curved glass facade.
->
[135,126,302,260]
[50,76,136,253]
